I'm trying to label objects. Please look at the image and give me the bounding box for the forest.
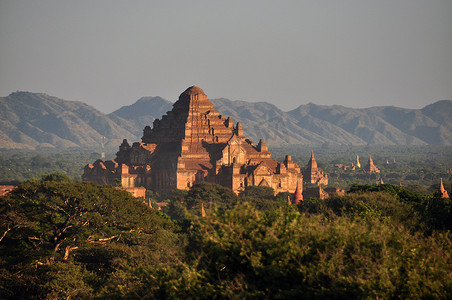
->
[1,173,451,298]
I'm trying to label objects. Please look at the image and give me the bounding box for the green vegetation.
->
[272,145,452,190]
[0,150,108,184]
[0,175,182,298]
[1,175,451,298]
[2,145,451,190]
[185,203,450,298]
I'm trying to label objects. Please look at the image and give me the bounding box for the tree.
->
[182,203,452,298]
[184,182,238,212]
[41,172,72,182]
[240,185,274,200]
[0,175,182,298]
[346,183,452,232]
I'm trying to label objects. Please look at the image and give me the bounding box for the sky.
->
[1,0,451,113]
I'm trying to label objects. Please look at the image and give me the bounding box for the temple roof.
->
[173,85,214,114]
[181,85,206,96]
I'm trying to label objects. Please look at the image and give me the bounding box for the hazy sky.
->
[1,0,451,113]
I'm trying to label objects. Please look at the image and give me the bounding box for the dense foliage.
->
[183,204,451,298]
[0,176,182,298]
[0,151,103,184]
[346,183,452,232]
[1,176,451,298]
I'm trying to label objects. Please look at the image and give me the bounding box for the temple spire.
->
[439,178,450,199]
[303,150,328,185]
[257,139,268,152]
[235,122,244,136]
[307,150,318,170]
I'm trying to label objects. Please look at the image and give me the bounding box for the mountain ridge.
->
[1,91,451,150]
[0,92,137,150]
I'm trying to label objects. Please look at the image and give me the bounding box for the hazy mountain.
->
[0,92,136,150]
[214,99,452,146]
[211,99,311,145]
[0,91,451,150]
[287,104,428,145]
[110,96,173,136]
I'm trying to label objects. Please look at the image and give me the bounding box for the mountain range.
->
[1,91,451,150]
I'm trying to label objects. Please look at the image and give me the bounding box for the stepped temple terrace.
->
[83,86,314,195]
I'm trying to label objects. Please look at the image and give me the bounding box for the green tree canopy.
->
[185,182,238,210]
[0,176,182,299]
[347,183,451,232]
[180,203,452,298]
[240,185,275,200]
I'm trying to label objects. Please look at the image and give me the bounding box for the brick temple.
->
[83,86,304,195]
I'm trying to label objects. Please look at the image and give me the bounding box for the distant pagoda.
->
[364,154,380,174]
[303,151,328,185]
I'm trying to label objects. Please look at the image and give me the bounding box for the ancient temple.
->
[364,155,380,174]
[83,86,303,195]
[303,151,328,185]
